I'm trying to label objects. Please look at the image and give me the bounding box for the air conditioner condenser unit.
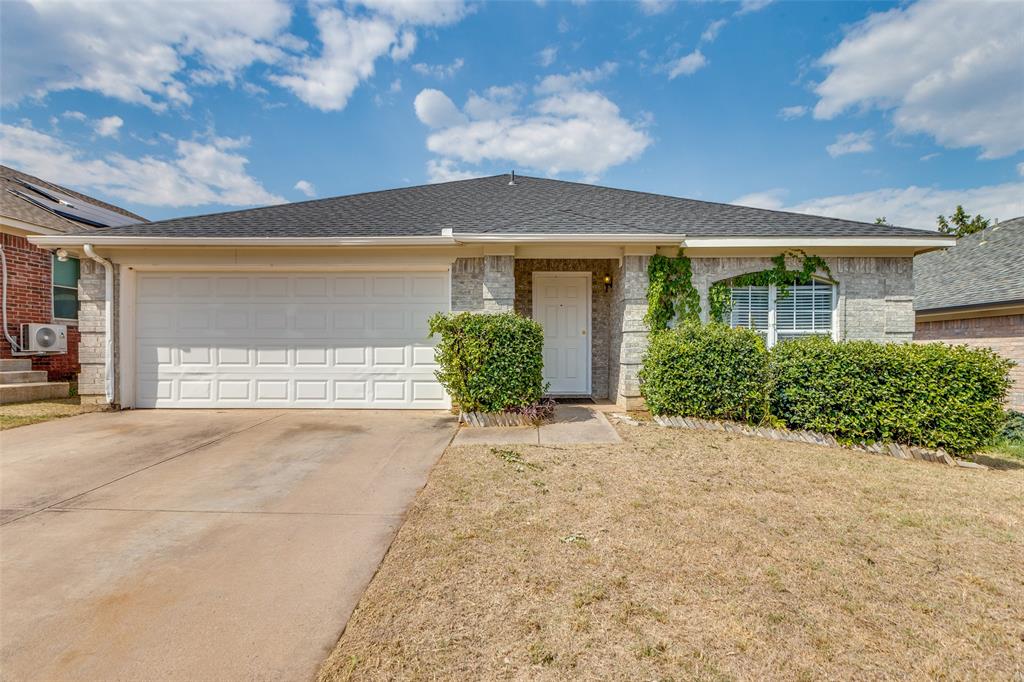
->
[20,323,68,353]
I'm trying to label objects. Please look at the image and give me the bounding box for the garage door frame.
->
[118,265,453,409]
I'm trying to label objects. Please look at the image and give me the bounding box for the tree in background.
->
[937,205,990,237]
[874,217,890,225]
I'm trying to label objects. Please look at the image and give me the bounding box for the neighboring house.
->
[28,174,953,409]
[914,217,1024,410]
[0,165,146,394]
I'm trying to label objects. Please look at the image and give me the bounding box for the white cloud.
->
[293,179,316,197]
[389,30,417,61]
[778,105,807,120]
[814,0,1024,159]
[3,0,471,114]
[785,182,1024,230]
[426,158,481,183]
[666,49,707,78]
[464,85,524,120]
[732,188,788,210]
[412,58,465,79]
[61,111,87,122]
[414,88,467,128]
[93,115,123,138]
[920,152,940,162]
[736,0,774,15]
[826,131,874,158]
[538,46,558,68]
[414,70,652,180]
[271,2,470,111]
[701,19,727,43]
[1018,162,1024,177]
[270,7,398,112]
[356,0,472,26]
[557,17,570,33]
[0,122,283,208]
[535,61,617,95]
[735,182,1024,230]
[388,78,402,93]
[2,0,295,110]
[638,0,673,15]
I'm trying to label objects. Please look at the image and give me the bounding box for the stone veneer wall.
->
[77,258,118,405]
[690,256,915,342]
[916,314,1024,411]
[609,255,650,409]
[513,259,615,399]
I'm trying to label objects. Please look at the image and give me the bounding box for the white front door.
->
[533,272,590,395]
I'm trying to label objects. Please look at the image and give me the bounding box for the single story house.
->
[1,164,145,402]
[914,216,1024,410]
[28,174,954,409]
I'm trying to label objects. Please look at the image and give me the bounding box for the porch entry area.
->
[513,259,616,401]
[533,272,591,395]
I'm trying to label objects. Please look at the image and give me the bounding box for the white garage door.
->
[135,271,450,409]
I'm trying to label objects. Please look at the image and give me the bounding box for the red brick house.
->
[1,165,145,399]
[914,216,1024,411]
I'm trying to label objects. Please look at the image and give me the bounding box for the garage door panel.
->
[135,272,448,409]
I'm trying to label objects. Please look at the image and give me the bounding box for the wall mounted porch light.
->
[603,274,613,292]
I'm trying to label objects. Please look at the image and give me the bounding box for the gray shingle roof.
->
[92,174,943,239]
[0,165,146,234]
[913,217,1024,312]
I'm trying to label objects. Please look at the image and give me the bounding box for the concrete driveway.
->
[0,409,456,681]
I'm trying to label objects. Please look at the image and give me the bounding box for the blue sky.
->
[1,0,1021,229]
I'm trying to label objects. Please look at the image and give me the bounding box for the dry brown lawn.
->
[320,423,1024,681]
[0,397,98,430]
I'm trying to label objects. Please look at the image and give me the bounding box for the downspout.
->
[0,243,25,353]
[83,244,114,406]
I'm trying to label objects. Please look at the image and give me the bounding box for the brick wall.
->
[916,314,1024,411]
[0,232,80,381]
[690,255,915,342]
[513,259,615,399]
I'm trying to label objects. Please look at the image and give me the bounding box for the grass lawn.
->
[0,397,98,430]
[319,423,1024,681]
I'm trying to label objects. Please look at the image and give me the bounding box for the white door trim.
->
[531,271,592,396]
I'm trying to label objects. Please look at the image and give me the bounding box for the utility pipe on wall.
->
[83,244,114,405]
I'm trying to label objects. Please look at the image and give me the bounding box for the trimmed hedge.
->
[769,337,1012,455]
[639,328,1013,455]
[639,322,769,422]
[428,311,547,413]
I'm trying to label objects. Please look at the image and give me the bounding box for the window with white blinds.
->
[729,286,769,340]
[724,279,835,346]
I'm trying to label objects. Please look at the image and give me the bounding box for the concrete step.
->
[0,382,70,405]
[0,358,33,372]
[0,370,49,385]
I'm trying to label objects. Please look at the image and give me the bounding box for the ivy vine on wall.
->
[708,250,833,322]
[645,252,700,332]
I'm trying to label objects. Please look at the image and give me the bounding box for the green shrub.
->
[639,322,769,422]
[428,311,547,413]
[768,337,1012,455]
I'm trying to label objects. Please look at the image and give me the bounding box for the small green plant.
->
[645,251,700,331]
[639,321,770,422]
[428,311,546,413]
[492,447,543,472]
[565,528,589,544]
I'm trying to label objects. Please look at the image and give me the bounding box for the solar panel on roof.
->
[12,181,139,227]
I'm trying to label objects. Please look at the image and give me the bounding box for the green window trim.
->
[52,254,80,321]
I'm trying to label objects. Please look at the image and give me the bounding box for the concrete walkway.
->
[451,405,622,445]
[0,409,456,681]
